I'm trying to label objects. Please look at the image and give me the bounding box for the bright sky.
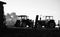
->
[1,0,60,24]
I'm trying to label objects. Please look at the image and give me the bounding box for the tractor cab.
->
[18,15,28,20]
[45,16,53,21]
[45,16,56,28]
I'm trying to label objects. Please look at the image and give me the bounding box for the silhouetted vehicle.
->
[15,15,34,28]
[35,15,56,28]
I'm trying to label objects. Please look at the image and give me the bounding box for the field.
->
[0,26,60,37]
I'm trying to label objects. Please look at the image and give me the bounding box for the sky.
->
[0,0,60,24]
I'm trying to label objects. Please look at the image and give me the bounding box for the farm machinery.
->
[35,15,56,28]
[15,15,34,28]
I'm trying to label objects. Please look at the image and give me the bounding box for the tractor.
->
[35,15,56,29]
[15,15,34,28]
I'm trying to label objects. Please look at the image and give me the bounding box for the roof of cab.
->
[18,15,28,17]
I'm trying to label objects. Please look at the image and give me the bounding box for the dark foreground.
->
[0,27,60,37]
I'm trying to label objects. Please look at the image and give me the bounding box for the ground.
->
[0,27,60,37]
